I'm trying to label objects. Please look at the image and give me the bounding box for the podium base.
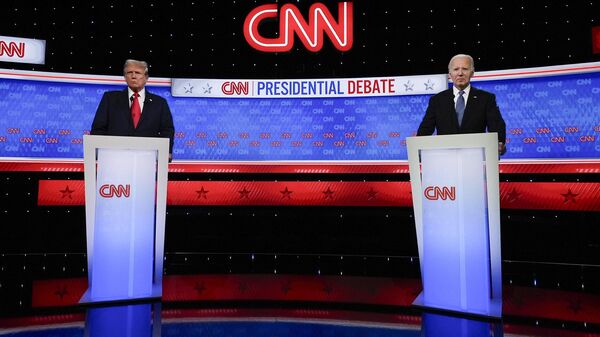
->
[79,283,162,306]
[412,291,502,319]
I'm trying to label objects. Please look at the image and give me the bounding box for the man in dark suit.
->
[417,54,506,155]
[91,59,175,160]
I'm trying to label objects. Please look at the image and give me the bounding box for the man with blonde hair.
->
[91,59,175,160]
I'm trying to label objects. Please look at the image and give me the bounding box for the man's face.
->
[124,64,148,92]
[449,57,474,90]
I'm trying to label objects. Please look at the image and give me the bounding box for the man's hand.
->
[498,142,506,156]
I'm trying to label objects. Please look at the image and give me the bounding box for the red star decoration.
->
[505,288,526,308]
[238,282,249,293]
[322,187,334,199]
[567,298,582,313]
[196,187,209,199]
[280,186,293,199]
[238,187,251,199]
[561,189,578,203]
[507,188,521,203]
[322,283,334,294]
[281,281,293,294]
[194,281,206,294]
[54,285,68,299]
[366,187,378,200]
[60,186,74,199]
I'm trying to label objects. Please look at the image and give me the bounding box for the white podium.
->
[407,133,502,318]
[80,135,169,304]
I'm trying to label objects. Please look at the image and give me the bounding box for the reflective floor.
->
[2,301,596,337]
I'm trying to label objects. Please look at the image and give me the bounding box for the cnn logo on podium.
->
[424,186,456,201]
[99,184,131,198]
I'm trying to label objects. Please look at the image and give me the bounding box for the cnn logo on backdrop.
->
[99,184,131,198]
[424,186,456,201]
[244,2,353,52]
[0,35,46,64]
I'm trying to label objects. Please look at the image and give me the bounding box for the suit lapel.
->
[121,89,135,129]
[462,87,480,128]
[137,91,153,127]
[445,89,460,129]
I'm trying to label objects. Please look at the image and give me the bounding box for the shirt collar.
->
[453,85,471,97]
[128,87,146,101]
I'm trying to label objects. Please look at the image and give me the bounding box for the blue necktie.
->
[456,90,465,127]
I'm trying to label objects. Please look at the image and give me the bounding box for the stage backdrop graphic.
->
[0,62,599,161]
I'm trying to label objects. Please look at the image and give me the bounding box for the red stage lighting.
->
[593,26,600,54]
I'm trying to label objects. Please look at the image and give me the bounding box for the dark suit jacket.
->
[417,87,506,143]
[91,89,175,153]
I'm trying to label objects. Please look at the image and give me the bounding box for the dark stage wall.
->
[1,1,599,78]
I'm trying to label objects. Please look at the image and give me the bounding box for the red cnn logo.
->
[99,184,131,198]
[243,2,353,52]
[222,81,249,95]
[0,41,25,58]
[424,186,456,201]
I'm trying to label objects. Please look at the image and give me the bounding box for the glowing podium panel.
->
[407,133,502,318]
[80,135,169,304]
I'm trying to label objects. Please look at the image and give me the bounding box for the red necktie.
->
[131,92,141,128]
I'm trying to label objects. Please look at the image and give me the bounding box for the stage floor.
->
[1,301,599,337]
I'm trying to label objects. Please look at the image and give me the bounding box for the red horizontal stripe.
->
[499,161,600,174]
[3,160,600,174]
[31,278,88,308]
[38,180,85,206]
[0,71,171,85]
[38,180,600,211]
[168,181,411,206]
[28,275,418,309]
[37,180,411,207]
[0,307,420,329]
[164,275,419,306]
[500,182,600,212]
[26,275,600,325]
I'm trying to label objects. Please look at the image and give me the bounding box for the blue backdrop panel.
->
[0,71,599,160]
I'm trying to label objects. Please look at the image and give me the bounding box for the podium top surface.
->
[406,133,499,151]
[84,135,169,152]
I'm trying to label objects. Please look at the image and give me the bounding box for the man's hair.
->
[448,54,474,71]
[123,59,149,76]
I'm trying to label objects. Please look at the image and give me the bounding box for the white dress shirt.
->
[128,88,146,113]
[453,85,471,107]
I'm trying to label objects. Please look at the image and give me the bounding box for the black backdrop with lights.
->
[1,0,600,316]
[1,0,600,77]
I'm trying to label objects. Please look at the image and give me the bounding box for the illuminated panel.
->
[38,180,412,207]
[475,73,600,158]
[29,276,600,326]
[3,159,600,174]
[1,64,599,160]
[38,179,600,211]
